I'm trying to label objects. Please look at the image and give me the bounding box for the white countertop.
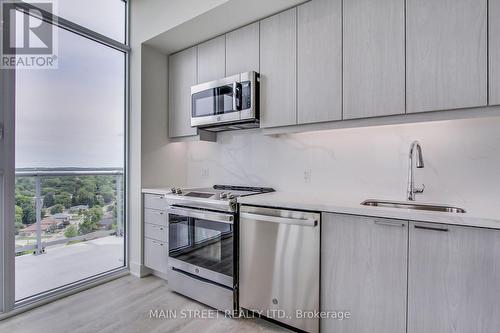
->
[142,187,500,229]
[142,187,174,195]
[237,191,500,230]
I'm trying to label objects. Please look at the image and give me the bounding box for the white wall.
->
[156,116,500,219]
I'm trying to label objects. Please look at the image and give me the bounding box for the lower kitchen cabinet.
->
[143,194,169,275]
[144,238,168,273]
[321,213,407,333]
[408,222,500,333]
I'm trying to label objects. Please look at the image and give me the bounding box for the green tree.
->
[95,195,105,207]
[75,189,95,208]
[54,192,72,208]
[78,206,103,235]
[16,195,35,225]
[43,192,55,208]
[50,204,64,215]
[42,178,61,188]
[100,185,114,204]
[64,225,78,238]
[15,205,23,224]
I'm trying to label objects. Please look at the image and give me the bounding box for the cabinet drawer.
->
[144,208,167,226]
[145,223,168,242]
[144,193,167,210]
[144,238,168,273]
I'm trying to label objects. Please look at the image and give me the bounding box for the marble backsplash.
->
[145,116,500,218]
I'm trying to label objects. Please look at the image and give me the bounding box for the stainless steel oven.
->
[164,185,274,313]
[167,205,235,288]
[190,71,259,131]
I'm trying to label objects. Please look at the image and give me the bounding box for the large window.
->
[3,0,128,305]
[32,0,126,42]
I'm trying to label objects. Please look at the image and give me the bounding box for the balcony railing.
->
[15,167,124,255]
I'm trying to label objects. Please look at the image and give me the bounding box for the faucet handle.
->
[415,184,425,194]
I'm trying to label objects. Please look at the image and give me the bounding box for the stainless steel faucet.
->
[407,141,425,201]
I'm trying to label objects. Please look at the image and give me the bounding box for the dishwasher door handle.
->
[240,212,318,227]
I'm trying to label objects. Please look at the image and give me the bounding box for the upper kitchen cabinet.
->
[490,0,500,105]
[406,0,487,113]
[343,0,405,119]
[408,222,500,333]
[297,0,342,124]
[260,8,297,128]
[168,47,198,138]
[322,213,407,333]
[197,35,226,83]
[225,22,260,76]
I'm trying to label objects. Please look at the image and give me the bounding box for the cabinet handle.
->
[374,220,406,227]
[414,225,449,232]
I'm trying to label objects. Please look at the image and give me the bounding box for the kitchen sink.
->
[361,199,466,213]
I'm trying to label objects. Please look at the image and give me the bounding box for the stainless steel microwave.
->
[190,71,259,132]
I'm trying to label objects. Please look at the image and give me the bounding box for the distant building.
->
[53,213,71,225]
[69,205,89,213]
[18,218,62,236]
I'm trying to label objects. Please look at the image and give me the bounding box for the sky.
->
[15,0,126,168]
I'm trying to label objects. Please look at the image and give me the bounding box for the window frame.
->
[0,0,130,317]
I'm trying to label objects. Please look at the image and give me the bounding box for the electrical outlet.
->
[201,168,210,178]
[304,169,312,184]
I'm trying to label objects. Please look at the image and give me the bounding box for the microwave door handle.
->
[233,82,242,111]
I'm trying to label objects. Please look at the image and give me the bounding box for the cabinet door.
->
[168,47,197,138]
[343,0,405,119]
[297,0,342,124]
[144,238,168,273]
[407,0,487,113]
[321,213,408,333]
[197,36,225,83]
[408,222,500,333]
[260,8,297,128]
[490,0,500,105]
[144,208,167,227]
[143,194,167,211]
[225,22,259,76]
[144,223,168,243]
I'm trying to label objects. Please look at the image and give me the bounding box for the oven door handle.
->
[167,206,234,224]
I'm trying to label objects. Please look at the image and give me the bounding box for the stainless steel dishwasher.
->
[239,205,320,333]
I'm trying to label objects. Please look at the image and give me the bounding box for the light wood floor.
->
[0,275,291,333]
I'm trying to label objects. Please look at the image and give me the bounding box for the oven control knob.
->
[171,188,176,194]
[220,192,227,199]
[175,188,182,194]
[228,193,235,199]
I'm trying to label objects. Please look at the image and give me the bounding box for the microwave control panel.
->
[241,81,252,109]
